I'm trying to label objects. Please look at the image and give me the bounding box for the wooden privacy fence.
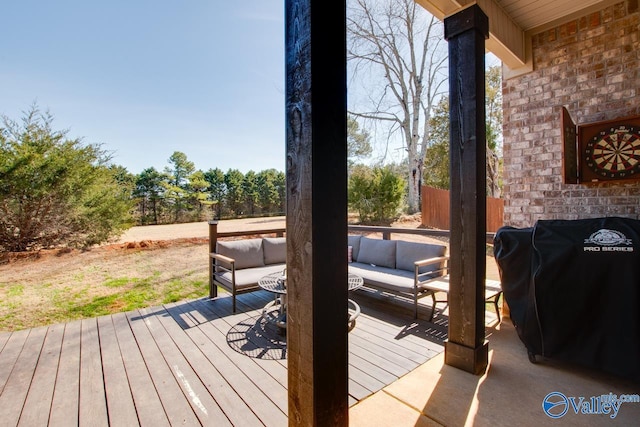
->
[421,186,504,232]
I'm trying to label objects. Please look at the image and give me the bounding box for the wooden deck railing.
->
[209,221,496,252]
[207,220,495,255]
[207,220,496,303]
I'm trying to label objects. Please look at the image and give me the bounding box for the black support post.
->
[443,4,490,375]
[286,0,349,425]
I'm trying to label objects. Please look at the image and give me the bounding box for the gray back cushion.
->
[357,237,396,269]
[396,240,446,274]
[347,235,362,261]
[263,237,286,265]
[216,239,265,269]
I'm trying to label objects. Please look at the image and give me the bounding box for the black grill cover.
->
[494,217,640,382]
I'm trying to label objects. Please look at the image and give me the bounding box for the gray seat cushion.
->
[357,237,396,269]
[216,239,265,269]
[215,264,285,291]
[348,235,362,261]
[263,237,286,265]
[349,262,415,293]
[396,240,446,273]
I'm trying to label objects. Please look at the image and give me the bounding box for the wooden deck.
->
[0,290,448,426]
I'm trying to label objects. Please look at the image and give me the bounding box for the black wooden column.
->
[286,0,349,426]
[443,5,489,375]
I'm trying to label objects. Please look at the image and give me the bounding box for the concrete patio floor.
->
[350,319,640,426]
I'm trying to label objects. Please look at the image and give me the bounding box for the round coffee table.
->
[348,274,364,331]
[258,272,288,330]
[258,272,364,331]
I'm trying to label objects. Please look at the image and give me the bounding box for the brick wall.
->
[502,0,640,227]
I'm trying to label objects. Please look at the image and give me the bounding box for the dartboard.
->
[585,125,640,179]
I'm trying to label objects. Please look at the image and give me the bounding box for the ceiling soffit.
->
[414,0,620,74]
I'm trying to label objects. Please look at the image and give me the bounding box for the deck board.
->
[0,326,48,427]
[355,310,443,354]
[208,295,289,369]
[157,304,264,427]
[139,305,233,426]
[18,324,64,427]
[111,312,171,426]
[188,298,289,412]
[169,300,288,425]
[79,318,109,427]
[48,321,81,427]
[0,291,446,426]
[125,309,202,426]
[348,363,387,393]
[0,328,30,394]
[97,315,140,426]
[0,331,11,353]
[348,352,398,385]
[351,325,427,364]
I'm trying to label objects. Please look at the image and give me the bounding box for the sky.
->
[1,2,502,177]
[1,1,286,175]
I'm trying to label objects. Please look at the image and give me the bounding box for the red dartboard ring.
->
[585,125,640,179]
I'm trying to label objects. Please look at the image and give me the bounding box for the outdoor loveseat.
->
[210,237,286,312]
[347,235,448,318]
[210,235,502,320]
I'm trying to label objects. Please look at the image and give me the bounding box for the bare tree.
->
[422,65,504,197]
[347,0,448,213]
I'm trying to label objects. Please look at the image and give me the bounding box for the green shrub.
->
[348,165,405,223]
[0,106,134,252]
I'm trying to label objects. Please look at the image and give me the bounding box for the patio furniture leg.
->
[490,294,501,323]
[209,265,218,298]
[429,293,437,322]
[347,299,361,331]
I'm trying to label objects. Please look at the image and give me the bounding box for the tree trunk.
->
[347,0,447,215]
[408,155,422,213]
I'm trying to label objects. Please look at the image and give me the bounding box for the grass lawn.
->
[0,240,209,331]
